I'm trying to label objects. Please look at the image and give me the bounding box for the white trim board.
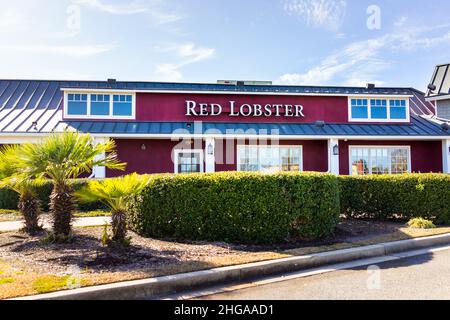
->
[0,134,449,142]
[60,88,413,98]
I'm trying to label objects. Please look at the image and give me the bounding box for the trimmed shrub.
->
[339,174,450,224]
[127,172,341,244]
[407,218,436,229]
[0,179,106,212]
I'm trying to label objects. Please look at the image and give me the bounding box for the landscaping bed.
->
[1,219,450,299]
[0,210,111,222]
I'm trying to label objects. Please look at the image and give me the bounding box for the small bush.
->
[407,218,436,229]
[339,174,450,224]
[127,172,341,244]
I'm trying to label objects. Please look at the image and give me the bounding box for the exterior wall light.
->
[141,143,146,151]
[333,144,339,156]
[207,143,214,155]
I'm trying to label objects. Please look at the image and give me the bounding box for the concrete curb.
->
[13,232,450,300]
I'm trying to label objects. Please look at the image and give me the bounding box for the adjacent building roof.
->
[426,63,450,99]
[0,79,442,136]
[60,115,450,137]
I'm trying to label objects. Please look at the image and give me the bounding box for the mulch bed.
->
[0,219,406,276]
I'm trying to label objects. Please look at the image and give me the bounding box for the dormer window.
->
[349,97,409,122]
[389,99,407,120]
[113,94,133,116]
[64,92,135,119]
[67,94,88,116]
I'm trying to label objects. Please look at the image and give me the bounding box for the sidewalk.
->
[0,216,111,232]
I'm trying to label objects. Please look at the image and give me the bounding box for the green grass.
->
[32,275,72,294]
[0,209,22,222]
[73,210,111,218]
[407,217,436,229]
[0,277,15,285]
[0,209,110,222]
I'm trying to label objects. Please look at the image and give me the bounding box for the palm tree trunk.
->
[50,182,75,238]
[111,209,127,243]
[18,192,42,235]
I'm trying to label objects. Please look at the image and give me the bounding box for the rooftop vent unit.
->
[366,83,376,89]
[314,120,326,128]
[441,122,450,132]
[217,80,273,86]
[427,84,437,91]
[107,78,117,84]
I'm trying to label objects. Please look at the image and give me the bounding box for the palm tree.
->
[16,131,126,240]
[0,145,43,234]
[76,173,149,245]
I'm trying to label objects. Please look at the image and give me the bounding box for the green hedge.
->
[127,172,341,244]
[339,174,450,224]
[0,179,106,212]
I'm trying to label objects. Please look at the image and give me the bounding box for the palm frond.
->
[17,130,126,182]
[76,173,150,212]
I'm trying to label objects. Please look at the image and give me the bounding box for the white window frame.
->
[348,145,412,175]
[348,97,410,123]
[64,91,136,120]
[236,145,304,172]
[174,149,204,174]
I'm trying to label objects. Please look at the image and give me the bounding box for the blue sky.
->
[1,0,449,91]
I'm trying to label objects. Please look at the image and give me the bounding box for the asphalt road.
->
[196,247,450,300]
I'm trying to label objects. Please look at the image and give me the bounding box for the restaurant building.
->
[0,78,448,178]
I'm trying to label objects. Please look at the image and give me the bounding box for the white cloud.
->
[155,63,183,82]
[277,23,450,86]
[283,0,347,31]
[72,0,148,15]
[73,0,182,25]
[0,44,115,58]
[0,8,26,30]
[154,43,215,81]
[176,43,216,65]
[394,16,408,28]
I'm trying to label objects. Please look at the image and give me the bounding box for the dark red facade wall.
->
[108,138,328,176]
[339,140,443,175]
[136,93,350,123]
[107,139,204,177]
[108,138,442,176]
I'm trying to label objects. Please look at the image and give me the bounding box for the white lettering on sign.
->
[185,101,305,118]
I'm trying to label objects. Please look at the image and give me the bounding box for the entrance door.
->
[174,150,204,174]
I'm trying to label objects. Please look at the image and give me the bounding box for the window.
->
[351,99,368,119]
[91,94,110,116]
[67,94,88,115]
[390,100,407,120]
[350,146,410,175]
[175,150,204,174]
[113,94,133,116]
[64,92,134,118]
[370,99,387,119]
[349,98,409,122]
[237,145,303,172]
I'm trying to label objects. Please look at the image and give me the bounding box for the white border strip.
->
[0,133,449,142]
[60,88,413,98]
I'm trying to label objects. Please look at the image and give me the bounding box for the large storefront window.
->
[237,145,302,172]
[350,146,410,175]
